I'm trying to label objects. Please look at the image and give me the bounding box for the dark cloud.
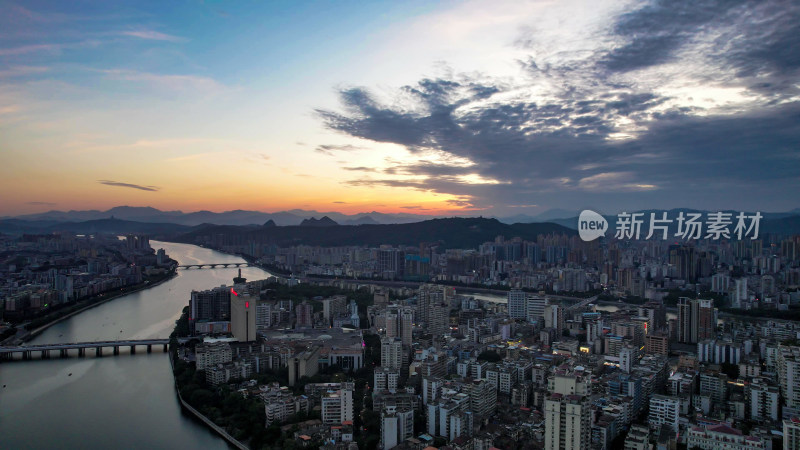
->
[97,180,159,192]
[315,144,363,156]
[27,201,57,206]
[446,198,483,209]
[712,1,800,97]
[601,0,800,98]
[316,0,800,213]
[341,166,378,172]
[333,201,347,204]
[600,0,747,72]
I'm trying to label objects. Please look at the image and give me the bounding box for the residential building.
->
[686,424,766,449]
[380,405,414,450]
[195,342,232,371]
[624,424,650,450]
[544,372,591,450]
[508,289,527,319]
[648,395,679,433]
[321,383,354,425]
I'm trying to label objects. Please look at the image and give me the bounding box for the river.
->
[0,241,273,449]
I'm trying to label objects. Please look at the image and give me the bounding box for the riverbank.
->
[0,241,250,450]
[162,241,598,307]
[168,304,267,448]
[4,271,177,346]
[168,351,250,450]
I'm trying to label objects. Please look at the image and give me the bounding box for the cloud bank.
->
[98,180,160,192]
[316,0,800,214]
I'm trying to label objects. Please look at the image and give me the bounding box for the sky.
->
[1,0,798,218]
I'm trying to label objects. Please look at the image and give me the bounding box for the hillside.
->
[0,217,195,237]
[175,217,576,249]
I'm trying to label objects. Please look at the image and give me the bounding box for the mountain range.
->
[3,206,430,226]
[176,217,575,249]
[2,206,800,237]
[6,205,800,225]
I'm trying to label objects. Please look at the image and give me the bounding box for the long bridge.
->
[566,295,599,311]
[177,262,251,269]
[0,338,190,362]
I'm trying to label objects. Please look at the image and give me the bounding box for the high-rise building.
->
[321,295,347,325]
[230,287,256,342]
[748,379,780,422]
[762,275,775,297]
[422,377,443,406]
[288,346,320,386]
[465,378,497,418]
[645,334,669,355]
[677,297,716,344]
[732,278,748,308]
[508,290,527,319]
[527,296,548,324]
[559,268,587,292]
[544,304,564,336]
[711,273,731,294]
[669,245,697,282]
[321,383,355,425]
[377,247,405,279]
[195,342,232,371]
[428,301,449,336]
[696,299,715,341]
[619,345,636,373]
[190,285,231,325]
[381,337,403,371]
[125,234,150,251]
[544,372,591,450]
[380,405,414,450]
[295,300,313,328]
[677,297,692,343]
[777,344,800,412]
[699,370,728,403]
[784,417,800,450]
[416,284,453,327]
[385,305,414,347]
[156,248,166,265]
[638,301,666,330]
[648,395,680,432]
[374,367,400,393]
[427,392,470,439]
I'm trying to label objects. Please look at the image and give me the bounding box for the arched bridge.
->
[0,338,191,362]
[177,262,252,269]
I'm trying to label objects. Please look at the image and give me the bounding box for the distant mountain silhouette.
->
[343,215,380,225]
[177,217,576,249]
[299,216,339,227]
[5,206,800,234]
[6,206,427,226]
[0,217,194,236]
[263,219,277,227]
[2,213,799,244]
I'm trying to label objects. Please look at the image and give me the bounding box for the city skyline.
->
[1,0,798,217]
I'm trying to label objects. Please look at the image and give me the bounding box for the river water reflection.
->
[0,241,273,449]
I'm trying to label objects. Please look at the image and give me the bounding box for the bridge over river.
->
[176,262,251,269]
[0,338,190,361]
